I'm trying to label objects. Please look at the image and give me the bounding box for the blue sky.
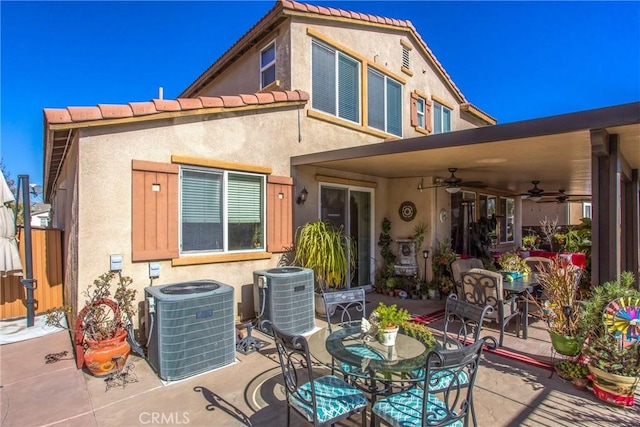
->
[2,1,639,189]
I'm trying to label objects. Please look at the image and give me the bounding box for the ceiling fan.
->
[536,189,591,204]
[420,168,486,193]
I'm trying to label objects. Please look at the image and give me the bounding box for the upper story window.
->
[181,167,265,253]
[311,40,360,123]
[260,42,276,89]
[433,101,452,134]
[367,68,402,137]
[416,96,425,128]
[582,202,592,219]
[499,197,515,243]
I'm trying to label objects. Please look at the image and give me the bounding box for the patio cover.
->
[0,174,23,277]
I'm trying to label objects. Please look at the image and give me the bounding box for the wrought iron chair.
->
[261,320,368,427]
[451,258,484,299]
[461,268,521,347]
[322,288,366,333]
[373,336,496,427]
[411,294,494,426]
[322,288,382,382]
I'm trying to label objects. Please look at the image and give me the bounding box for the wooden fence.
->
[1,228,64,320]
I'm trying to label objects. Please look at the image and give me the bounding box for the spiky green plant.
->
[293,221,356,292]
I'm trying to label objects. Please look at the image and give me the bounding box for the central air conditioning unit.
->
[145,280,235,381]
[253,267,315,335]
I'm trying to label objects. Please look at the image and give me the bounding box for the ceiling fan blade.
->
[460,181,487,188]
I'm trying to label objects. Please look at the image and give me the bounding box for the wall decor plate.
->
[399,201,417,222]
[439,208,448,223]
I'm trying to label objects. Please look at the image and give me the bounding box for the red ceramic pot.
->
[83,329,130,376]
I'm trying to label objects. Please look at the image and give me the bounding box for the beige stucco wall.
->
[55,14,496,325]
[288,18,478,137]
[522,200,570,227]
[195,23,292,96]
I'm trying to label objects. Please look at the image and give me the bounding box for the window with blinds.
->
[311,40,360,123]
[260,41,276,89]
[181,167,265,253]
[433,101,452,134]
[367,67,402,137]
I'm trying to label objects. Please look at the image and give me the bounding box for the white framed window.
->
[180,167,265,253]
[367,67,402,136]
[582,202,592,219]
[499,197,515,243]
[433,101,451,134]
[311,40,360,123]
[260,41,276,89]
[416,96,425,128]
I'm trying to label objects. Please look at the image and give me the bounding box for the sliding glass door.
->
[320,185,373,287]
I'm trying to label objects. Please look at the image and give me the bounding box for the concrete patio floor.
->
[1,293,638,426]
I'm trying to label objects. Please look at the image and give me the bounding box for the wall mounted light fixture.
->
[417,178,425,192]
[296,187,308,205]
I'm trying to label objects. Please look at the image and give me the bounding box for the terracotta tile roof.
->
[180,0,467,103]
[44,90,309,125]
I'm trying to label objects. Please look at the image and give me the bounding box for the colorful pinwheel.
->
[602,297,640,342]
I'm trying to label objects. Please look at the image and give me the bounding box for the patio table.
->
[502,273,541,340]
[308,324,437,426]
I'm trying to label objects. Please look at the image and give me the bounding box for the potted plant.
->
[426,280,439,299]
[522,231,539,251]
[45,271,137,376]
[497,251,531,279]
[578,271,640,407]
[532,256,583,356]
[376,217,396,291]
[293,220,356,315]
[368,302,435,347]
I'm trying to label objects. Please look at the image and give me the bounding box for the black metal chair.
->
[412,294,494,426]
[261,320,368,427]
[460,268,521,347]
[373,336,496,427]
[322,288,366,332]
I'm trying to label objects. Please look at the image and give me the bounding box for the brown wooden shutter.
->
[410,92,419,127]
[266,175,293,253]
[425,99,433,133]
[132,160,179,261]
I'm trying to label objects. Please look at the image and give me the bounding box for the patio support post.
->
[623,168,639,289]
[591,130,621,285]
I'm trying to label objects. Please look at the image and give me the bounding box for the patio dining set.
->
[262,288,502,427]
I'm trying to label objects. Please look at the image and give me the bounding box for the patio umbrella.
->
[0,173,22,276]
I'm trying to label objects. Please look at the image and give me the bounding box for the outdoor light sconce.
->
[296,187,308,205]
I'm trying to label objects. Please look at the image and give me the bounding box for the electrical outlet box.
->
[110,254,123,272]
[149,262,161,279]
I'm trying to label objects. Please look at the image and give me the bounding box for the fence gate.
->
[1,228,63,320]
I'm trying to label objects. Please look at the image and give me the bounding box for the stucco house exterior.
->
[43,0,639,324]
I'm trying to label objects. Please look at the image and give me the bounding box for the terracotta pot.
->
[83,329,131,376]
[588,365,639,407]
[549,331,581,356]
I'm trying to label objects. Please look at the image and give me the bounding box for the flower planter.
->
[549,331,581,356]
[378,326,399,346]
[588,365,639,407]
[83,329,131,376]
